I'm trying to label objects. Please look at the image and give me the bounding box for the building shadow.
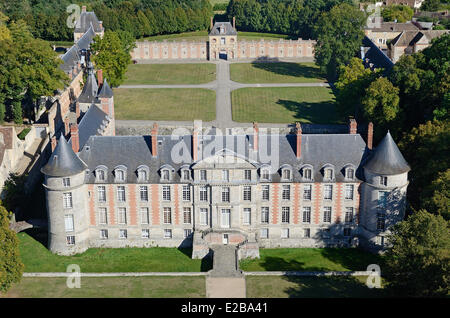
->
[282,275,388,298]
[251,59,326,81]
[275,99,340,124]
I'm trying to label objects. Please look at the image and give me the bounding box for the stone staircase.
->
[208,244,243,278]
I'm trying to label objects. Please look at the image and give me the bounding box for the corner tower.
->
[41,136,90,255]
[359,131,410,251]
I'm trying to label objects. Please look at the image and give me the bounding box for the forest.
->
[0,0,213,41]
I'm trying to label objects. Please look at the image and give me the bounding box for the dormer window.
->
[138,170,147,182]
[162,169,170,181]
[301,166,313,181]
[182,169,190,181]
[222,170,229,181]
[115,169,125,182]
[323,167,334,181]
[95,166,108,182]
[281,167,292,181]
[380,176,387,186]
[346,168,355,180]
[260,167,270,180]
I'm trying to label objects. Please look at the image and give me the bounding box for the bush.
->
[17,127,31,140]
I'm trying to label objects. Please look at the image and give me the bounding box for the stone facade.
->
[131,21,315,61]
[42,120,410,256]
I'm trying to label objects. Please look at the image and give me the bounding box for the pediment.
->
[193,148,256,169]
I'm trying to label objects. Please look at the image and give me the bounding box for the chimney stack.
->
[295,122,302,159]
[253,122,259,152]
[75,102,80,119]
[367,122,373,150]
[64,117,70,136]
[349,118,357,134]
[97,69,103,87]
[210,17,213,30]
[151,123,158,157]
[233,17,236,29]
[51,136,57,152]
[99,21,103,30]
[70,124,79,153]
[82,6,86,13]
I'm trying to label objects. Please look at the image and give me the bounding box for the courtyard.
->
[113,88,216,121]
[114,60,338,126]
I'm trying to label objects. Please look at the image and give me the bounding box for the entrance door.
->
[221,209,231,228]
[223,234,229,245]
[219,51,228,60]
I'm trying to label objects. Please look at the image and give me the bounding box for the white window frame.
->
[99,207,108,225]
[200,208,208,225]
[98,186,106,202]
[63,192,73,209]
[64,214,74,232]
[302,207,311,223]
[140,207,149,225]
[243,208,251,225]
[261,207,269,224]
[163,207,172,224]
[140,186,148,202]
[281,207,290,224]
[118,207,127,225]
[262,185,270,201]
[119,229,127,239]
[142,229,150,239]
[162,186,171,201]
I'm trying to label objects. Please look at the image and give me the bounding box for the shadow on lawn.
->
[282,275,387,298]
[177,245,213,272]
[251,60,326,81]
[320,248,384,272]
[276,99,340,124]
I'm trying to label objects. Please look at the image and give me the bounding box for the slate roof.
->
[78,133,370,184]
[74,12,103,34]
[98,79,114,98]
[366,22,419,32]
[60,26,96,73]
[364,131,410,175]
[78,64,99,104]
[209,22,237,36]
[362,36,394,73]
[390,30,448,47]
[41,136,87,177]
[69,104,110,151]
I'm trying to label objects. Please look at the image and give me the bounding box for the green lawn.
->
[240,248,383,272]
[237,32,291,41]
[114,88,216,121]
[18,231,211,272]
[230,62,326,84]
[246,276,387,298]
[232,87,340,124]
[123,64,216,85]
[1,277,206,298]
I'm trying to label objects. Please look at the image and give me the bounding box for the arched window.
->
[137,165,149,182]
[160,165,174,181]
[280,165,293,181]
[114,165,127,182]
[95,165,108,182]
[322,165,334,181]
[301,165,313,181]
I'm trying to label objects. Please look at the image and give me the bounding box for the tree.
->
[91,31,131,87]
[422,0,441,11]
[335,57,380,120]
[11,100,22,124]
[384,210,450,297]
[398,120,450,217]
[381,5,414,23]
[361,77,400,126]
[0,202,24,293]
[313,3,366,79]
[423,169,450,220]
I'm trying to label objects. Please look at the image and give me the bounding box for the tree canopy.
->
[0,14,68,123]
[381,5,414,23]
[384,210,450,297]
[313,3,366,79]
[91,30,133,87]
[0,202,24,293]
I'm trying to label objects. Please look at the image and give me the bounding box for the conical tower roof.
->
[41,136,87,177]
[98,78,113,98]
[364,131,410,175]
[78,63,99,104]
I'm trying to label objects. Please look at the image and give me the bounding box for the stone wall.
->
[131,39,315,61]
